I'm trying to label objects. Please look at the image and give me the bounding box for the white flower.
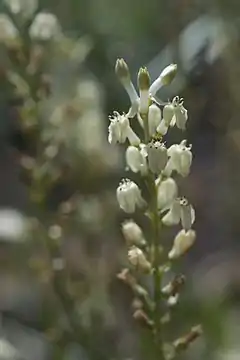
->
[147,141,168,174]
[164,96,188,130]
[157,178,177,210]
[168,229,196,259]
[162,198,195,230]
[4,0,38,19]
[128,246,150,271]
[164,140,192,177]
[108,112,140,146]
[116,179,145,213]
[149,64,177,96]
[126,146,147,175]
[29,12,61,40]
[0,14,18,43]
[122,220,146,246]
[148,104,161,136]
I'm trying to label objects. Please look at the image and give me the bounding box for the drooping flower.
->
[164,140,192,177]
[147,141,168,174]
[108,112,140,146]
[126,145,147,175]
[168,229,196,259]
[0,14,18,43]
[116,179,146,213]
[4,0,38,19]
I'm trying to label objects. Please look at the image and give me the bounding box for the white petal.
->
[126,127,140,146]
[157,178,178,210]
[126,146,143,173]
[162,200,181,225]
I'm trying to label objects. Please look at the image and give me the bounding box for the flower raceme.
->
[111,58,198,355]
[111,58,196,259]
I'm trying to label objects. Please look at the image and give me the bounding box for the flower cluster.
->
[109,59,195,260]
[109,58,199,358]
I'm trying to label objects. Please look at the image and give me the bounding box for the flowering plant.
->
[109,59,202,359]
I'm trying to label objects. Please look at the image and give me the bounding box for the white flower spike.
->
[116,179,146,213]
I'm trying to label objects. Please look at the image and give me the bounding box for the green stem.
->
[142,111,165,359]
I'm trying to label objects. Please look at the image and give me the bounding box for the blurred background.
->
[1,0,240,359]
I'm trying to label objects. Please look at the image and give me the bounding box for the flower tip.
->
[115,58,130,80]
[138,67,150,90]
[160,63,177,85]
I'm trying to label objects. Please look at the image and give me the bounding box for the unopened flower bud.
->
[138,67,150,114]
[168,229,196,259]
[150,64,177,96]
[148,104,161,136]
[128,246,151,271]
[163,104,175,126]
[122,220,146,246]
[157,178,178,210]
[147,141,168,174]
[115,58,130,82]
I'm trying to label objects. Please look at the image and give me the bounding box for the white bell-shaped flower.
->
[148,104,161,136]
[157,178,177,210]
[165,140,192,177]
[116,179,146,213]
[29,12,61,40]
[147,141,168,174]
[126,146,147,175]
[149,64,177,96]
[161,97,188,130]
[108,112,140,146]
[122,220,146,246]
[128,246,150,271]
[168,229,196,259]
